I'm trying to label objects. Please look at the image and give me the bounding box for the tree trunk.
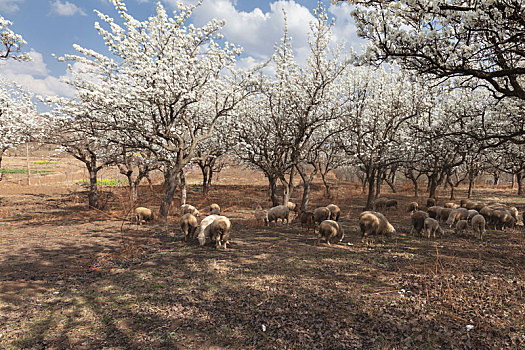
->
[428,174,438,199]
[159,168,180,219]
[201,165,209,194]
[268,174,279,207]
[207,167,214,192]
[467,171,475,199]
[493,171,500,186]
[375,171,382,199]
[385,177,397,193]
[511,173,515,189]
[365,169,376,210]
[282,169,295,205]
[320,172,332,198]
[300,180,311,211]
[447,177,455,200]
[180,170,187,206]
[87,165,99,209]
[517,172,523,196]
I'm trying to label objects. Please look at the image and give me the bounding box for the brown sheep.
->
[373,198,388,211]
[254,207,269,226]
[471,214,486,240]
[135,207,155,225]
[180,213,198,241]
[267,205,290,225]
[467,209,479,223]
[439,208,454,222]
[359,211,396,245]
[385,199,398,209]
[444,202,459,209]
[424,218,444,238]
[446,208,468,227]
[473,203,485,212]
[493,210,516,230]
[326,204,341,221]
[209,216,231,249]
[313,207,331,225]
[427,206,442,219]
[316,220,344,245]
[181,204,200,218]
[210,203,221,215]
[411,210,429,236]
[426,198,437,208]
[454,220,468,235]
[297,210,315,232]
[407,202,419,213]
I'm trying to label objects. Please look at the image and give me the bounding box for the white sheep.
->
[210,203,221,215]
[423,218,443,238]
[135,207,155,225]
[471,214,486,240]
[316,220,344,245]
[180,213,198,241]
[197,215,218,246]
[267,205,290,225]
[181,204,200,218]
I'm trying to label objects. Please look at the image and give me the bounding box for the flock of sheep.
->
[131,196,520,249]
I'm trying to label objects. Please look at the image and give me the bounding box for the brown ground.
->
[1,162,525,349]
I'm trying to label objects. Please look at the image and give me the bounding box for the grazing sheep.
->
[455,220,468,235]
[444,202,460,209]
[427,206,442,219]
[509,207,519,221]
[411,210,429,236]
[197,215,219,246]
[473,203,485,212]
[287,201,298,220]
[373,198,388,211]
[464,201,477,210]
[209,216,231,249]
[181,204,200,218]
[254,207,269,226]
[424,218,444,238]
[407,202,419,213]
[446,208,468,227]
[267,205,290,225]
[426,198,437,208]
[385,199,398,209]
[313,207,331,225]
[316,220,344,245]
[210,203,221,215]
[467,209,479,223]
[493,210,516,230]
[439,208,454,222]
[326,204,341,221]
[135,207,155,225]
[180,213,198,241]
[471,214,486,240]
[297,210,315,232]
[359,211,396,245]
[460,199,474,208]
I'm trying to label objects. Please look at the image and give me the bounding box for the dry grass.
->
[1,165,525,349]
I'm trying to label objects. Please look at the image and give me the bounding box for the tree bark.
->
[467,170,475,199]
[267,174,279,207]
[375,171,382,198]
[428,174,439,199]
[159,168,180,219]
[87,165,99,209]
[517,172,523,196]
[493,171,500,186]
[180,170,187,206]
[201,165,209,194]
[365,169,376,210]
[320,172,332,198]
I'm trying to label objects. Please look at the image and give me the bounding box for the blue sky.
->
[0,0,361,98]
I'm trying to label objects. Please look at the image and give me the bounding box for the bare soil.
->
[1,164,525,349]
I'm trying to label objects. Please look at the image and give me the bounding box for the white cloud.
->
[0,50,75,97]
[49,0,86,16]
[0,0,24,13]
[158,0,362,66]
